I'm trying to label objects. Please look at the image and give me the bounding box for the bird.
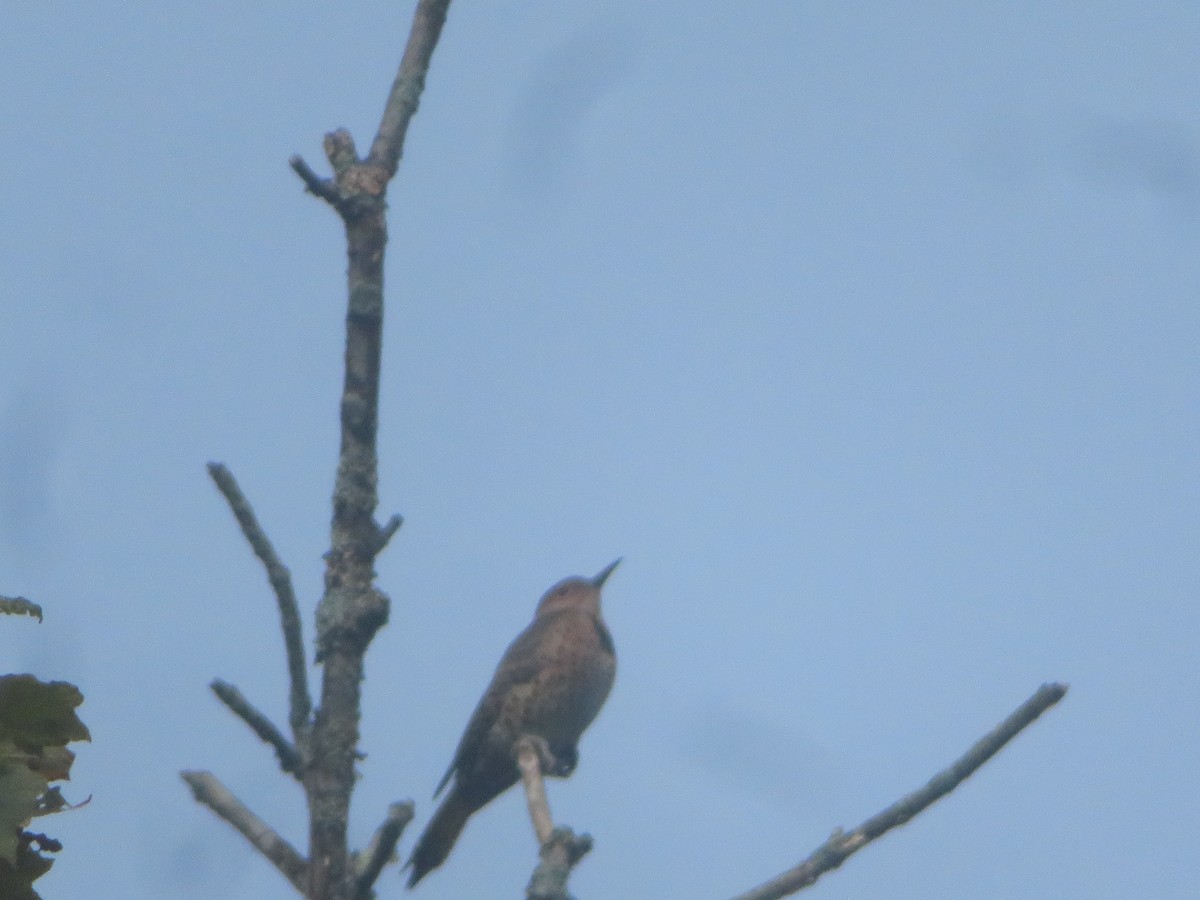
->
[405,559,621,888]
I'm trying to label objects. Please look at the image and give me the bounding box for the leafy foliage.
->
[0,604,89,898]
[0,598,41,623]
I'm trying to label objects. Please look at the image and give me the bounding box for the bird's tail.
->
[406,787,473,888]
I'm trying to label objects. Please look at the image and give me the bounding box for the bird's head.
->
[535,558,622,618]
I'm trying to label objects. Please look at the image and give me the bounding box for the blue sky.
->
[1,3,1197,898]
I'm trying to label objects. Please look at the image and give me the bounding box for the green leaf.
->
[0,675,89,894]
[0,598,42,623]
[0,751,48,864]
[0,676,90,748]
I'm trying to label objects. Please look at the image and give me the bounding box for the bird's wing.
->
[433,620,547,798]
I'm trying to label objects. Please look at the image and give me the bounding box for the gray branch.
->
[211,679,301,778]
[207,461,312,743]
[516,736,556,844]
[372,513,404,554]
[299,3,453,897]
[729,682,1069,900]
[367,0,452,178]
[181,770,308,894]
[517,736,593,900]
[289,153,343,207]
[353,800,415,898]
[291,0,452,216]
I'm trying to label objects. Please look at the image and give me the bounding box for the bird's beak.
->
[592,557,622,587]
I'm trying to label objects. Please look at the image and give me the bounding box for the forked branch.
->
[289,0,452,215]
[296,2,452,898]
[207,461,312,743]
[189,3,453,898]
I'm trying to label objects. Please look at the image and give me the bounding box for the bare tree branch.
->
[729,682,1069,900]
[372,513,404,554]
[291,0,452,215]
[367,0,452,178]
[516,737,556,845]
[353,801,415,898]
[298,4,453,897]
[526,829,594,900]
[207,461,312,742]
[210,679,301,778]
[516,736,593,900]
[181,770,308,894]
[289,154,343,208]
[187,2,1070,896]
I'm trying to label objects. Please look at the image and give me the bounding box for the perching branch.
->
[526,830,595,900]
[516,737,557,845]
[516,737,593,900]
[210,679,301,779]
[207,461,312,742]
[729,682,1069,900]
[353,801,415,899]
[181,770,308,894]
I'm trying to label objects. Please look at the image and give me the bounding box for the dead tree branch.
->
[729,682,1069,900]
[289,0,451,216]
[353,801,415,899]
[517,737,557,845]
[517,737,593,900]
[292,2,451,897]
[210,679,301,778]
[181,770,308,893]
[367,0,451,178]
[207,461,312,742]
[187,3,452,898]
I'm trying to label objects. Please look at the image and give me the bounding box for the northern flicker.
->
[405,559,620,888]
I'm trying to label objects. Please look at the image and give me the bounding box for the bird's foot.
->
[515,735,577,778]
[546,743,577,777]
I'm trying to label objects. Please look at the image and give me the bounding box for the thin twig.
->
[353,800,415,898]
[289,154,344,207]
[207,461,312,742]
[516,736,593,900]
[210,679,301,778]
[729,682,1069,900]
[516,737,555,844]
[181,770,308,893]
[367,0,453,178]
[373,513,404,554]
